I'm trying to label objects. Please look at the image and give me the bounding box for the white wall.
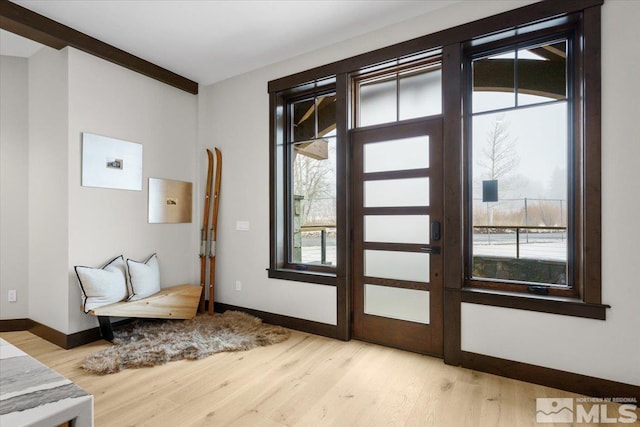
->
[16,46,198,334]
[28,47,70,332]
[0,56,29,319]
[202,0,638,385]
[462,0,640,387]
[66,48,199,333]
[198,79,337,325]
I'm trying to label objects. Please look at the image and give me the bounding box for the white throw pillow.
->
[75,255,129,313]
[127,253,161,301]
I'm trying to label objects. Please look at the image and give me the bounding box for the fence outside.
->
[294,197,568,265]
[473,197,566,228]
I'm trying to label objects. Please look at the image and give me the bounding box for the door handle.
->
[420,246,441,254]
[431,221,441,241]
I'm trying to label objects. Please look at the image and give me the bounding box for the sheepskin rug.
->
[82,311,290,374]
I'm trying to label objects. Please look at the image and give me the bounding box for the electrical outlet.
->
[235,280,242,291]
[8,289,17,303]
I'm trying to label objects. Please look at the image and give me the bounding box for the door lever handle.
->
[420,246,441,254]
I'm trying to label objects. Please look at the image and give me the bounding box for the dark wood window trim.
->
[461,288,608,320]
[268,75,351,340]
[268,80,341,282]
[442,42,464,366]
[267,268,337,286]
[459,6,607,320]
[463,26,580,299]
[268,0,606,357]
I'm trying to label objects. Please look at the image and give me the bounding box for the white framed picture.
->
[81,133,143,191]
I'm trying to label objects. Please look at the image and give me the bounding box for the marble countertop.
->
[0,338,93,427]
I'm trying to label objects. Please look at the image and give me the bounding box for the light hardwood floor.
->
[1,329,635,427]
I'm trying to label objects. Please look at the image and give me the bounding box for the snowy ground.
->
[472,231,567,261]
[299,232,567,265]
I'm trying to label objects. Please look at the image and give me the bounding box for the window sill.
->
[267,268,337,286]
[461,287,609,320]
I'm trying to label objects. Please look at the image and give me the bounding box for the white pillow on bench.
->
[75,255,129,313]
[127,253,161,301]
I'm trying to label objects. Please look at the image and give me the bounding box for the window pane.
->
[359,78,397,127]
[364,178,430,207]
[473,52,515,113]
[399,67,442,120]
[299,227,336,266]
[365,215,430,244]
[365,284,430,324]
[517,40,567,106]
[364,136,429,173]
[317,94,337,138]
[292,137,336,265]
[292,98,315,142]
[471,102,568,285]
[365,250,429,282]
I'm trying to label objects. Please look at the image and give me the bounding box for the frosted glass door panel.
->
[364,178,429,207]
[365,215,430,244]
[365,250,429,282]
[365,284,430,324]
[364,136,429,173]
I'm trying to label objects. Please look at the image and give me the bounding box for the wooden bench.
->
[89,284,202,341]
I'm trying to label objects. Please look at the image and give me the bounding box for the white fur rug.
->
[82,311,290,374]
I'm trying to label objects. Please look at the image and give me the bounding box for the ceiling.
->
[2,0,458,86]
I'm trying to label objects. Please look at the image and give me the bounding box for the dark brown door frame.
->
[442,43,464,365]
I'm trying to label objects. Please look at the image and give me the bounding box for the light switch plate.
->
[236,221,250,231]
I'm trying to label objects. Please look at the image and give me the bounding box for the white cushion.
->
[127,253,161,301]
[75,255,129,313]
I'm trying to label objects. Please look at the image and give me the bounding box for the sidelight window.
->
[289,93,337,268]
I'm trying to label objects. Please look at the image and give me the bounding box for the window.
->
[289,93,337,268]
[461,14,604,313]
[269,79,339,283]
[269,0,604,320]
[353,54,442,127]
[466,35,575,296]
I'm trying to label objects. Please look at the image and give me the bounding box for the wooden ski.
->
[208,148,222,315]
[199,149,214,313]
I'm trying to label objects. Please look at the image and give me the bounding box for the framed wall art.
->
[148,178,193,223]
[81,133,143,191]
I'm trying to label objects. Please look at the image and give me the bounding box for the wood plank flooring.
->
[1,329,636,427]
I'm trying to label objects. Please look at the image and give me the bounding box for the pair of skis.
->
[199,148,222,315]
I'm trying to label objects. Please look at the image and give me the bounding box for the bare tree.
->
[479,115,520,183]
[477,115,520,226]
[293,151,335,225]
